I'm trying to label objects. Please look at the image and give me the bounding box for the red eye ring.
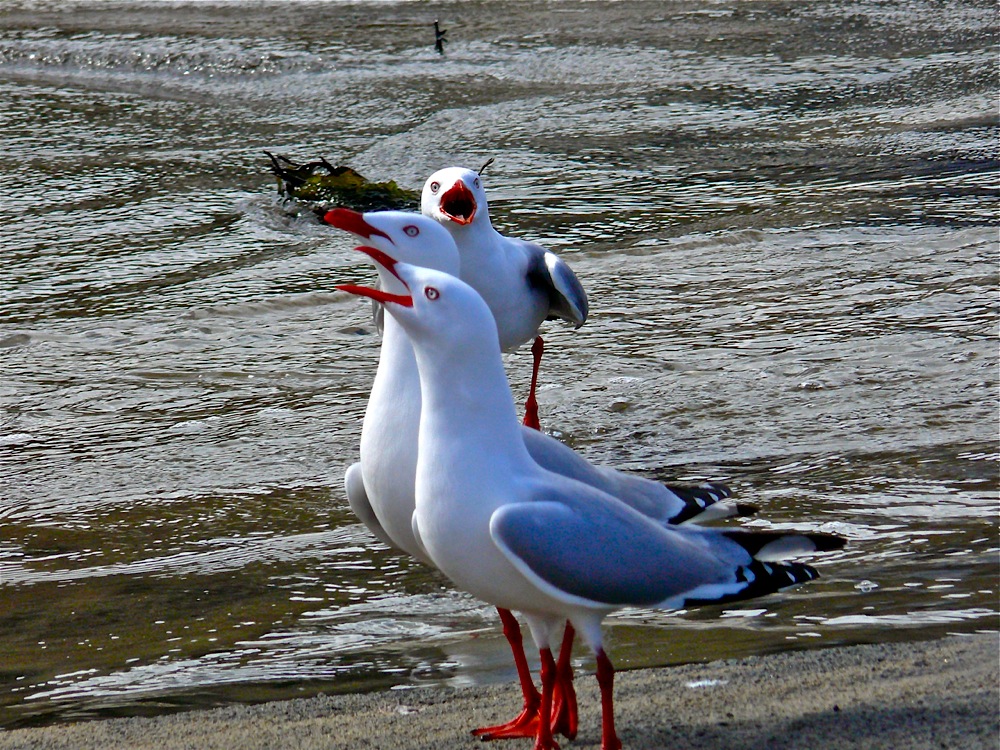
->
[430,181,440,193]
[403,225,420,237]
[425,287,440,301]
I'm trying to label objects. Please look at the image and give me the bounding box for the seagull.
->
[324,209,755,739]
[336,258,846,750]
[421,166,587,430]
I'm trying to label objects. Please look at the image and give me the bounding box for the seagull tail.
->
[657,527,844,609]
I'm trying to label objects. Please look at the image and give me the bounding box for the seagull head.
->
[421,167,490,229]
[323,208,460,293]
[337,255,500,357]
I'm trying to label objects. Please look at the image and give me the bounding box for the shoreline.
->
[1,633,996,750]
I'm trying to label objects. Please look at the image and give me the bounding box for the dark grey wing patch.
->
[524,243,588,327]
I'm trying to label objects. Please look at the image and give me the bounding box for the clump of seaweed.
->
[265,151,420,213]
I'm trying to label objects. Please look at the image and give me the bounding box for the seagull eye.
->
[403,225,420,237]
[430,181,440,193]
[473,178,480,189]
[424,287,440,301]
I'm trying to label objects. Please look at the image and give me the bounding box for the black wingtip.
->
[662,482,738,524]
[720,529,847,558]
[811,533,848,552]
[685,559,822,608]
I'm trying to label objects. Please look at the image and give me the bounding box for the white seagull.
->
[325,209,755,740]
[421,165,587,429]
[336,258,845,750]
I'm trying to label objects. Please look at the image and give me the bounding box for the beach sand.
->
[1,633,995,750]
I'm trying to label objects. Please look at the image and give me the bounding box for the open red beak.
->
[335,246,413,307]
[323,208,392,242]
[438,180,477,225]
[353,245,406,284]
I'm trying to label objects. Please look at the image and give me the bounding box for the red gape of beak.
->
[354,245,406,284]
[336,245,413,307]
[438,180,477,225]
[323,208,392,242]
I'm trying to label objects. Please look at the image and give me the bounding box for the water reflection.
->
[2,440,995,727]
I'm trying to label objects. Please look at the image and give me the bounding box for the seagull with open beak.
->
[323,209,755,742]
[421,166,587,430]
[336,254,845,750]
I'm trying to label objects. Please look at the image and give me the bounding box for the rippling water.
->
[1,0,997,729]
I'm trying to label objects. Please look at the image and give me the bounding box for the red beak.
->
[336,284,413,308]
[353,245,405,284]
[438,180,477,225]
[336,245,413,307]
[323,208,392,242]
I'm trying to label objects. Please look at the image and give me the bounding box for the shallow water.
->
[1,0,997,729]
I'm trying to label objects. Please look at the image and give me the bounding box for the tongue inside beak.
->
[439,181,477,225]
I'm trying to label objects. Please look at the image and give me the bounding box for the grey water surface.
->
[1,0,997,729]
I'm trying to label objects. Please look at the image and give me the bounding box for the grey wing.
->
[520,427,750,525]
[521,240,588,327]
[489,487,734,608]
[520,428,674,522]
[344,462,397,549]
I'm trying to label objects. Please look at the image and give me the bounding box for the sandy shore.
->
[1,634,996,750]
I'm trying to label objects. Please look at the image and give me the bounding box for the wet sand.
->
[1,634,995,750]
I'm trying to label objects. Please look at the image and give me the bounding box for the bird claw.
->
[472,706,539,740]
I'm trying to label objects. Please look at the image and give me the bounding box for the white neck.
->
[412,331,533,486]
[455,216,502,251]
[365,314,420,418]
[363,271,425,445]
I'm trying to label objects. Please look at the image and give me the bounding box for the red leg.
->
[522,336,544,431]
[550,622,578,740]
[596,649,622,750]
[472,608,541,740]
[534,647,560,750]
